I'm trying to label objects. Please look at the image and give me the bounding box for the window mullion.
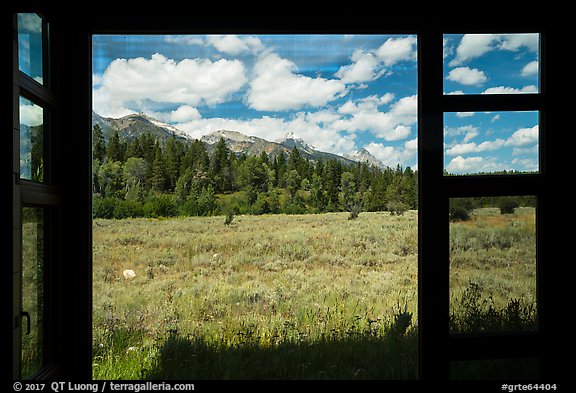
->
[418,30,450,381]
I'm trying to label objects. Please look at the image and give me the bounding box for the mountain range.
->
[92,111,387,169]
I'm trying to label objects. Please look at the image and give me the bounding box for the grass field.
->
[92,208,536,379]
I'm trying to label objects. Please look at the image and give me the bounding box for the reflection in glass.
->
[444,111,539,175]
[18,13,44,84]
[449,197,537,334]
[443,34,539,95]
[19,97,44,182]
[22,208,44,379]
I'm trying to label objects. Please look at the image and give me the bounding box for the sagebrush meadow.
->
[92,207,536,379]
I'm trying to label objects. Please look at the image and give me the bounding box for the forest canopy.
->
[91,125,418,219]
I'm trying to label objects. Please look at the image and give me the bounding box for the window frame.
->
[13,12,62,380]
[11,10,559,381]
[418,28,548,380]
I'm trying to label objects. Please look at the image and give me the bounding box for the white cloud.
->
[169,105,202,122]
[375,36,417,66]
[206,35,264,55]
[93,53,247,118]
[446,67,487,86]
[498,34,539,53]
[335,50,382,83]
[333,94,416,141]
[444,125,479,138]
[505,125,538,147]
[335,36,416,84]
[19,101,43,126]
[449,34,538,66]
[163,35,204,46]
[449,34,497,66]
[521,61,539,77]
[364,139,417,168]
[481,85,538,94]
[445,125,538,156]
[456,112,475,118]
[445,139,505,156]
[446,156,494,173]
[246,53,347,111]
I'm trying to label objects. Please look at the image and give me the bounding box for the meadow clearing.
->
[91,208,536,379]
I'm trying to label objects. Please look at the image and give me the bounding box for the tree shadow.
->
[144,329,418,380]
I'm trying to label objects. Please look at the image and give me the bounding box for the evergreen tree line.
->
[92,125,418,219]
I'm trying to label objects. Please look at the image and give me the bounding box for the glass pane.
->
[92,34,419,380]
[18,13,44,84]
[449,197,537,334]
[19,96,44,182]
[22,207,44,378]
[444,111,539,175]
[443,34,539,95]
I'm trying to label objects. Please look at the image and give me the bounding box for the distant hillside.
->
[92,111,387,169]
[92,111,190,144]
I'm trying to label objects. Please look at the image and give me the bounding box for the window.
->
[418,30,546,380]
[13,13,60,380]
[12,10,558,382]
[91,33,419,380]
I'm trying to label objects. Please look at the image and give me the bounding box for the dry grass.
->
[92,207,536,379]
[92,211,418,379]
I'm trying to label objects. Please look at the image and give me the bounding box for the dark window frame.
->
[13,12,62,380]
[11,10,561,381]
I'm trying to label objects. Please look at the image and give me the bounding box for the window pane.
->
[19,96,44,182]
[443,34,539,95]
[22,207,44,379]
[449,197,537,334]
[92,34,419,380]
[444,111,539,175]
[18,13,44,84]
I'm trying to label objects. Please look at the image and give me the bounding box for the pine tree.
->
[151,143,168,192]
[106,130,124,162]
[211,137,231,193]
[164,136,181,191]
[92,124,106,162]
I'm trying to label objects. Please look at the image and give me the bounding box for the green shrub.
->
[498,196,520,214]
[143,194,178,218]
[114,199,144,219]
[449,198,475,222]
[93,197,116,219]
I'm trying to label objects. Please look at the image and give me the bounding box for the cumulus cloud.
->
[375,36,417,66]
[481,85,538,94]
[335,36,416,84]
[246,53,347,111]
[19,100,43,126]
[335,50,382,83]
[445,125,538,156]
[364,137,418,168]
[505,125,538,147]
[169,105,202,122]
[333,95,416,141]
[446,67,487,86]
[449,34,539,66]
[93,53,247,118]
[521,60,539,77]
[449,34,496,66]
[206,35,264,55]
[446,156,496,173]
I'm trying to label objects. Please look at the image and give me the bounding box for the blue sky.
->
[91,33,539,173]
[443,34,539,174]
